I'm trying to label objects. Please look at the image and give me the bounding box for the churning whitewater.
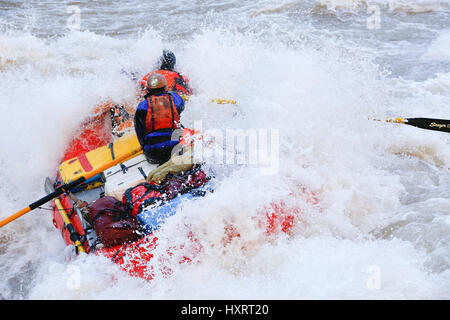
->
[0,0,449,299]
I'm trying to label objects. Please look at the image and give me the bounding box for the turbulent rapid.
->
[0,0,449,299]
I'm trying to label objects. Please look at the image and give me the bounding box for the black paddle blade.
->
[44,177,55,195]
[405,118,450,133]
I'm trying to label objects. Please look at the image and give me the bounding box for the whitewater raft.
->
[46,105,201,280]
[47,105,317,281]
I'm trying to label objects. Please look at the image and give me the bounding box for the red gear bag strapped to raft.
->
[122,182,164,217]
[88,196,143,248]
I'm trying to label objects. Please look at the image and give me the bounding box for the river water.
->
[0,0,449,299]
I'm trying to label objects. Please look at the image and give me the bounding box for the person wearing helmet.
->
[134,73,185,163]
[140,50,192,97]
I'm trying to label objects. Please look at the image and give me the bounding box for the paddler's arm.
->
[134,100,148,147]
[169,91,185,115]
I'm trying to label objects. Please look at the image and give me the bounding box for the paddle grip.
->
[28,177,87,210]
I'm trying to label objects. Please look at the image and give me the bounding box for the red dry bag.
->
[122,182,163,217]
[88,196,143,248]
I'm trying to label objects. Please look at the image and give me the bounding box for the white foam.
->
[0,23,449,299]
[315,0,450,13]
[422,32,450,62]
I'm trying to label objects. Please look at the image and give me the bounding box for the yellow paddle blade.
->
[179,94,237,105]
[58,133,143,184]
[210,98,237,105]
[370,116,406,124]
[179,93,190,102]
